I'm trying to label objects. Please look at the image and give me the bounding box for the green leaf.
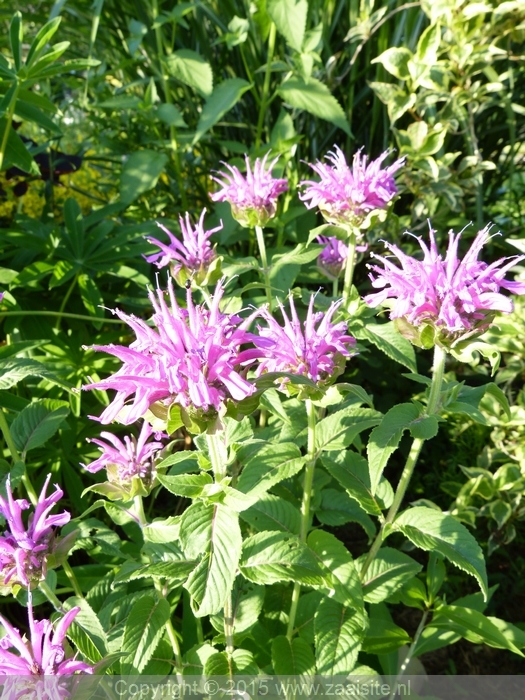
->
[10,261,54,289]
[367,403,420,494]
[315,599,366,675]
[63,596,108,664]
[113,560,195,586]
[165,49,213,96]
[210,577,265,634]
[240,531,328,587]
[415,23,441,66]
[157,473,213,499]
[0,358,71,391]
[361,617,411,655]
[278,76,351,135]
[236,442,305,501]
[240,493,301,535]
[268,0,308,51]
[272,635,315,675]
[11,399,69,453]
[63,197,84,258]
[184,505,242,617]
[372,47,412,80]
[142,516,181,543]
[26,16,62,67]
[359,547,423,604]
[13,100,61,134]
[157,103,187,128]
[48,260,78,289]
[10,12,23,71]
[1,123,39,175]
[78,275,104,329]
[192,78,252,144]
[393,507,488,600]
[430,605,524,656]
[316,488,375,538]
[315,407,381,453]
[322,451,393,516]
[121,596,171,673]
[354,321,417,372]
[120,150,169,204]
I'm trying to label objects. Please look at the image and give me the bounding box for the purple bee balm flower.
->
[365,225,525,347]
[144,209,220,282]
[210,153,288,228]
[249,295,357,386]
[300,146,405,228]
[82,421,165,489]
[0,598,93,675]
[84,280,259,424]
[317,236,350,280]
[0,476,70,588]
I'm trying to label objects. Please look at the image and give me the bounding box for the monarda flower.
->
[0,476,72,589]
[317,236,350,280]
[210,153,288,228]
[144,209,221,286]
[82,421,165,493]
[365,226,525,348]
[0,598,92,675]
[300,146,405,229]
[250,295,357,390]
[84,280,259,425]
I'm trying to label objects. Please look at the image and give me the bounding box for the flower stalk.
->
[255,224,273,310]
[342,229,357,306]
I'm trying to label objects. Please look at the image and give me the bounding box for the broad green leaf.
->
[184,505,242,617]
[236,442,305,501]
[316,489,375,539]
[204,648,258,675]
[157,473,213,499]
[315,599,366,675]
[113,560,195,586]
[142,516,180,543]
[272,635,315,675]
[13,100,61,134]
[10,261,54,289]
[367,403,420,494]
[315,407,381,453]
[48,260,78,289]
[240,531,328,587]
[278,76,351,135]
[2,123,39,175]
[121,596,171,673]
[354,321,417,372]
[120,150,169,204]
[78,275,104,329]
[180,502,215,558]
[393,506,488,599]
[165,49,213,96]
[157,103,187,128]
[322,451,393,516]
[307,531,364,613]
[240,493,301,535]
[372,47,412,80]
[210,577,265,634]
[359,547,423,604]
[430,605,523,656]
[0,358,71,391]
[63,596,108,664]
[268,0,308,51]
[415,23,441,65]
[192,78,252,144]
[361,617,411,655]
[11,399,69,453]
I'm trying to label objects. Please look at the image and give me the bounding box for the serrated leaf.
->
[165,49,213,96]
[11,399,69,453]
[240,493,301,534]
[268,0,308,51]
[184,505,242,617]
[355,321,417,372]
[361,617,411,654]
[236,442,305,502]
[210,577,265,634]
[359,547,423,604]
[0,358,71,391]
[315,599,366,675]
[121,596,171,673]
[120,150,168,204]
[240,531,328,587]
[393,507,488,600]
[142,516,180,543]
[192,78,252,144]
[315,407,381,453]
[316,488,375,538]
[63,596,108,664]
[278,76,351,135]
[157,472,213,498]
[272,635,315,675]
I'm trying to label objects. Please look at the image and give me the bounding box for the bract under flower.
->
[210,153,288,228]
[0,476,71,588]
[84,280,259,425]
[365,225,525,347]
[249,294,357,390]
[300,146,404,228]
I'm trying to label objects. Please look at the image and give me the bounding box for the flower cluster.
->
[84,280,259,424]
[0,598,92,676]
[210,153,288,228]
[82,421,165,491]
[0,477,72,589]
[365,226,525,347]
[300,146,405,229]
[250,294,357,387]
[317,236,350,280]
[144,209,220,286]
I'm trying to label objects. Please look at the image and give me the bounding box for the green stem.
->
[332,277,339,299]
[255,22,277,148]
[39,580,64,611]
[255,225,273,310]
[342,230,357,306]
[133,495,147,527]
[0,409,38,505]
[62,560,83,598]
[0,80,20,172]
[0,311,124,324]
[360,345,447,580]
[55,273,79,331]
[389,610,429,700]
[287,399,317,640]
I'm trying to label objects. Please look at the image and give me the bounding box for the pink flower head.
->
[317,236,350,280]
[250,295,357,387]
[300,146,405,228]
[0,476,70,588]
[82,421,165,489]
[0,597,92,676]
[84,280,259,424]
[210,153,288,228]
[365,225,525,347]
[144,209,220,283]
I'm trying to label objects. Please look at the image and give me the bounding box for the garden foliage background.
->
[1,0,525,681]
